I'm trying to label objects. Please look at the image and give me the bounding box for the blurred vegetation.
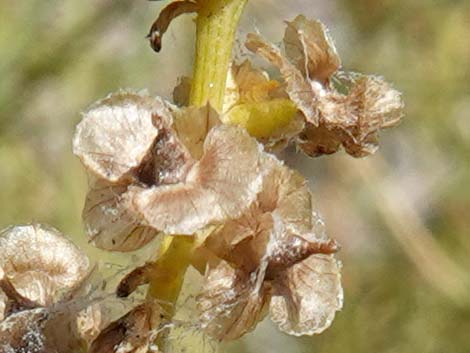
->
[1,1,469,352]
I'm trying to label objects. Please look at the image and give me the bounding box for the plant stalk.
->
[190,0,249,110]
[148,0,248,349]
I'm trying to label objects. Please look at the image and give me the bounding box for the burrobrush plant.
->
[0,0,404,352]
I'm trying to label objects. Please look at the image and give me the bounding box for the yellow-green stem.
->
[148,1,248,349]
[147,235,194,347]
[190,0,249,110]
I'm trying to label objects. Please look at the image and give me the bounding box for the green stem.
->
[148,1,248,350]
[190,0,249,110]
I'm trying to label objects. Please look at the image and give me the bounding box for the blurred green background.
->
[1,1,469,352]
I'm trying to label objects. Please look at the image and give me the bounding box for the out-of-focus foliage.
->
[1,1,469,353]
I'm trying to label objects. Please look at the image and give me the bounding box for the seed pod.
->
[0,224,90,310]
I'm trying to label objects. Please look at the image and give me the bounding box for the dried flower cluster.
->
[0,4,404,352]
[0,224,94,352]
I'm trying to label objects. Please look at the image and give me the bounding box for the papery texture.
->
[131,125,265,235]
[0,224,89,306]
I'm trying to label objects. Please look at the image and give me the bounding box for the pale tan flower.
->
[74,91,266,251]
[196,159,343,340]
[246,15,404,157]
[0,224,90,312]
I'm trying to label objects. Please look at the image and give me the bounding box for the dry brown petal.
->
[89,302,161,353]
[130,125,265,235]
[283,15,341,84]
[270,254,343,336]
[0,268,41,319]
[197,260,271,341]
[83,180,158,252]
[172,104,221,159]
[298,124,343,157]
[300,75,404,157]
[246,33,319,125]
[202,209,272,273]
[73,91,172,183]
[0,224,90,306]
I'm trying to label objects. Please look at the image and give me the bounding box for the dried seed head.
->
[75,91,200,251]
[76,91,266,250]
[299,75,404,157]
[197,159,343,340]
[130,124,265,235]
[246,17,404,157]
[0,224,90,308]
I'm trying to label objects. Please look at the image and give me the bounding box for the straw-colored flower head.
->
[0,224,105,352]
[246,16,404,157]
[196,158,343,340]
[74,91,267,251]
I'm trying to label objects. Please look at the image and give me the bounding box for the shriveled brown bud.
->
[147,0,198,52]
[89,302,161,353]
[116,262,156,298]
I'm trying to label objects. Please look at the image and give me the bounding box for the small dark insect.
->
[147,0,198,52]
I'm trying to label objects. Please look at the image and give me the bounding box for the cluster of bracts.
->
[0,14,403,353]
